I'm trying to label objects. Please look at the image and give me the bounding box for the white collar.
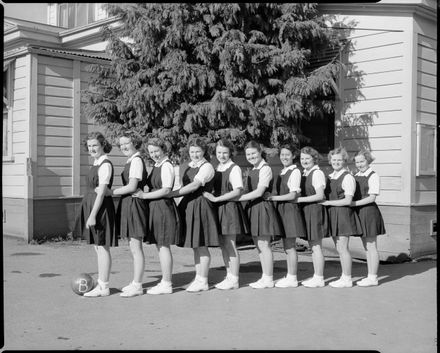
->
[302,165,319,176]
[155,157,170,167]
[126,151,141,163]
[189,158,207,168]
[329,168,349,179]
[356,167,374,177]
[252,159,267,170]
[93,154,108,166]
[217,159,234,171]
[280,164,297,175]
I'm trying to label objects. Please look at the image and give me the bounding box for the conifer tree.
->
[85,3,343,161]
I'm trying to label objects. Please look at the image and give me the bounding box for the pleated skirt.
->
[327,206,363,237]
[116,195,148,240]
[245,199,283,239]
[73,193,117,246]
[356,203,386,238]
[277,202,307,238]
[302,203,329,241]
[146,198,181,246]
[178,195,220,248]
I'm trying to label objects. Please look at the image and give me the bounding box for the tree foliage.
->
[85,3,343,161]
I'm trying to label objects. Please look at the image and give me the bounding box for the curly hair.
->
[279,144,299,160]
[147,137,169,154]
[245,140,266,160]
[327,146,350,164]
[117,130,143,150]
[355,149,375,164]
[300,146,320,163]
[82,131,112,153]
[187,136,208,153]
[216,138,235,154]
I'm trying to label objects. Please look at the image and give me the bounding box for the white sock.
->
[313,275,324,280]
[161,279,172,286]
[341,274,352,282]
[286,274,297,281]
[368,274,378,281]
[98,279,109,289]
[132,281,142,289]
[196,275,208,284]
[227,274,239,283]
[262,274,273,282]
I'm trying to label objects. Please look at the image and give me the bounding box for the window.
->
[57,3,108,29]
[3,60,14,161]
[416,122,436,176]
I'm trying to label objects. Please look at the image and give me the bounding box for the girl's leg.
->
[146,245,174,295]
[219,235,231,276]
[96,244,112,283]
[329,236,353,288]
[129,237,144,284]
[120,238,144,297]
[157,245,173,283]
[187,247,210,292]
[223,235,240,277]
[357,236,379,286]
[310,239,325,277]
[84,245,111,297]
[284,238,298,277]
[302,239,325,288]
[250,236,274,289]
[275,238,298,288]
[216,235,240,289]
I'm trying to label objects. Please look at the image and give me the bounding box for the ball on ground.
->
[71,273,95,295]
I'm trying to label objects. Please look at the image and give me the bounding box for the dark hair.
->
[355,149,375,164]
[187,137,208,154]
[328,146,350,164]
[117,130,143,150]
[216,138,235,154]
[245,140,266,160]
[300,146,319,163]
[279,144,299,160]
[147,137,169,154]
[82,131,112,153]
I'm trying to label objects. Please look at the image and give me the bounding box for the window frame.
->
[57,3,108,29]
[3,60,14,162]
[416,122,437,176]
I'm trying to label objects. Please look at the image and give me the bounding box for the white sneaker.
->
[329,278,353,288]
[275,276,298,288]
[186,279,209,292]
[302,277,325,288]
[215,277,239,290]
[249,278,274,289]
[121,281,136,292]
[357,277,378,287]
[120,285,143,297]
[83,284,110,297]
[147,281,173,295]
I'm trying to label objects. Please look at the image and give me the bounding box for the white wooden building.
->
[2,1,437,260]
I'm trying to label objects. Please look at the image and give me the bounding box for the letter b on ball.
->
[71,273,95,295]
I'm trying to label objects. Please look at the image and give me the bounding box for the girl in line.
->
[167,137,220,292]
[352,149,386,286]
[107,131,148,297]
[133,137,181,295]
[203,139,250,290]
[321,147,362,288]
[296,147,329,288]
[265,144,306,288]
[237,141,284,289]
[73,131,117,297]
